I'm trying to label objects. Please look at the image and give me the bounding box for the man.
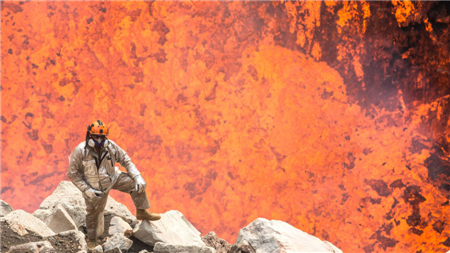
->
[67,119,161,248]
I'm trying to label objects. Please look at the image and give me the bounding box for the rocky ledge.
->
[1,181,342,253]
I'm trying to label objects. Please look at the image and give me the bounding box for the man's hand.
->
[134,175,147,194]
[85,188,102,199]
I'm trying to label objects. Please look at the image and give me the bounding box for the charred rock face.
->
[1,1,450,253]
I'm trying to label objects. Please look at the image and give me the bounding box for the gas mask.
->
[88,137,105,148]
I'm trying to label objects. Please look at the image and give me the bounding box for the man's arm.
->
[67,146,91,192]
[112,142,141,179]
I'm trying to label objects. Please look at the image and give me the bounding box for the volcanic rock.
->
[6,240,55,253]
[133,210,205,246]
[4,210,55,237]
[104,197,138,227]
[109,216,132,236]
[33,181,86,228]
[201,231,231,253]
[92,245,104,252]
[1,200,14,217]
[103,233,133,252]
[55,230,88,252]
[104,247,122,253]
[235,218,342,253]
[33,181,136,228]
[47,204,77,233]
[229,242,256,253]
[154,242,216,253]
[229,239,258,253]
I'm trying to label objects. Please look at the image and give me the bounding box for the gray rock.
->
[229,241,256,253]
[7,241,55,253]
[34,181,136,228]
[5,210,55,237]
[234,218,342,253]
[138,250,149,253]
[154,242,216,253]
[92,245,104,252]
[47,204,77,233]
[103,248,122,253]
[57,230,88,252]
[104,198,137,226]
[201,231,231,253]
[109,216,132,236]
[133,210,205,246]
[33,181,87,228]
[1,200,14,217]
[103,233,133,252]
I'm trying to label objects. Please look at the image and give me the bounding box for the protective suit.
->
[67,139,150,240]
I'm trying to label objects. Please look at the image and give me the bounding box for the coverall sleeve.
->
[67,146,91,192]
[114,143,141,179]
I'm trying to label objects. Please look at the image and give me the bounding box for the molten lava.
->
[2,1,450,252]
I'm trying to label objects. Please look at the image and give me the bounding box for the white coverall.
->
[67,139,150,239]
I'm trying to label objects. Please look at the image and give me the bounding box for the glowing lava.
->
[2,1,450,252]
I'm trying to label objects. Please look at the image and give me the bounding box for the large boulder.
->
[47,204,77,233]
[154,242,216,253]
[33,181,87,228]
[235,218,342,253]
[33,181,136,228]
[4,210,55,237]
[1,200,14,217]
[133,210,205,246]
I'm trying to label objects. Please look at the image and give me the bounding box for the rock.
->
[5,210,55,237]
[139,250,149,253]
[109,216,132,236]
[33,209,54,226]
[92,245,104,252]
[154,242,216,253]
[105,197,137,226]
[47,204,77,233]
[34,181,136,228]
[201,231,231,253]
[103,247,122,253]
[6,241,55,253]
[133,210,205,246]
[33,181,87,228]
[1,200,14,217]
[57,230,88,252]
[3,216,28,236]
[323,241,343,253]
[124,229,133,237]
[234,218,342,253]
[103,233,133,252]
[229,241,256,253]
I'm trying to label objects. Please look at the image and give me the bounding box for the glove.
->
[85,188,102,199]
[134,175,147,194]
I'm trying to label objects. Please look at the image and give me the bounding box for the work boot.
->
[86,238,98,250]
[136,209,161,221]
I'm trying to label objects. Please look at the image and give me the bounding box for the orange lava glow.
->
[2,1,450,252]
